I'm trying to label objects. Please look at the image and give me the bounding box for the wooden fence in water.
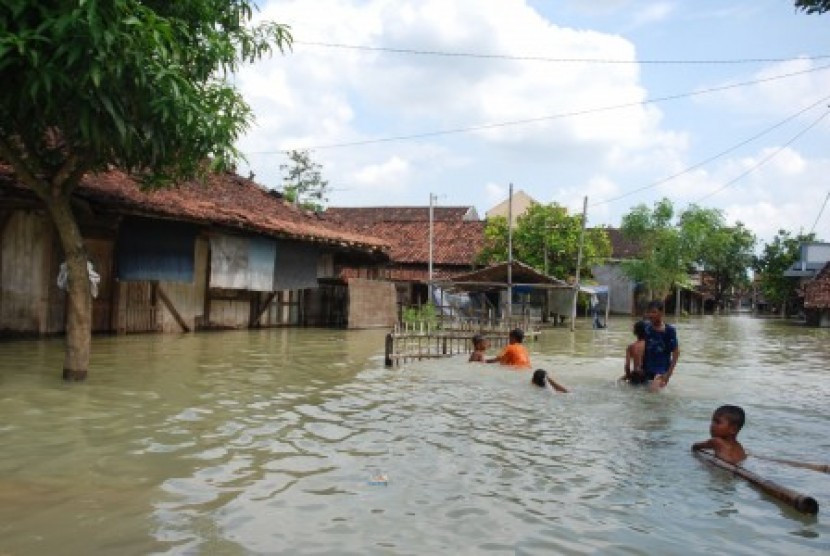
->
[384,317,539,367]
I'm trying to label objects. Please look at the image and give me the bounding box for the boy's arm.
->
[624,345,632,376]
[692,438,725,453]
[547,376,569,393]
[692,439,715,452]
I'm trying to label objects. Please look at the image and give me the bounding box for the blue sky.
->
[235,1,830,246]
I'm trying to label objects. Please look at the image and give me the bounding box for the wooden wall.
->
[0,211,62,334]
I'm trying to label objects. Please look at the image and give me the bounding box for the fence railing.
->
[384,316,539,367]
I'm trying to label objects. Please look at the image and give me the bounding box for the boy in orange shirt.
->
[488,328,531,369]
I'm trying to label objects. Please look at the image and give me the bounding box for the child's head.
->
[472,334,488,350]
[711,405,745,438]
[633,320,647,340]
[509,328,524,344]
[531,369,547,388]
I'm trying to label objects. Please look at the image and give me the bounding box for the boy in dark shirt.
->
[642,300,679,387]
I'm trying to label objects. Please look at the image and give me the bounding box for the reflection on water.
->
[0,317,828,554]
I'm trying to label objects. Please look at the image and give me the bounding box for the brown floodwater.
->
[0,315,828,554]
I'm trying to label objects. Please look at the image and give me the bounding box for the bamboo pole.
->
[695,450,819,514]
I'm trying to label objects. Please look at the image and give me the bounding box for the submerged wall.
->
[346,278,396,329]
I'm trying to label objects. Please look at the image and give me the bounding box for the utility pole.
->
[570,196,588,332]
[507,183,513,323]
[428,192,436,305]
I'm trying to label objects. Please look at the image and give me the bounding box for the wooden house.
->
[0,166,396,335]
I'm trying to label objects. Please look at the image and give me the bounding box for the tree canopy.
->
[0,1,291,379]
[477,202,611,281]
[754,229,816,315]
[795,0,830,14]
[620,199,755,304]
[0,0,291,187]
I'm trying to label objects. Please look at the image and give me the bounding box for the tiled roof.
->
[804,262,830,309]
[0,166,389,253]
[325,206,477,224]
[330,219,487,265]
[449,261,569,287]
[602,228,645,259]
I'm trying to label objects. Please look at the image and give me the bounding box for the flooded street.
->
[1,316,828,554]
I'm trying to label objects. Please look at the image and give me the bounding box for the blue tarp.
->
[116,217,198,282]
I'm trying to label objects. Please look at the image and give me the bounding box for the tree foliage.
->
[620,199,755,304]
[795,0,830,14]
[477,203,611,280]
[0,1,291,379]
[280,149,329,211]
[679,205,756,305]
[754,229,816,314]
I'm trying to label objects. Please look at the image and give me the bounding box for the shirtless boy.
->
[692,405,747,465]
[469,334,488,362]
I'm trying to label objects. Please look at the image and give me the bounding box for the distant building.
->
[485,190,537,224]
[783,242,830,280]
[324,206,486,309]
[804,262,830,327]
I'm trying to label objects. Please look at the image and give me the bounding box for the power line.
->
[809,191,830,235]
[591,95,830,207]
[295,41,830,65]
[245,63,830,154]
[695,107,830,203]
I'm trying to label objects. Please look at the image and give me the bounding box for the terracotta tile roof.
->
[329,219,487,266]
[448,261,569,287]
[0,165,389,254]
[325,206,477,224]
[804,262,830,309]
[602,228,645,259]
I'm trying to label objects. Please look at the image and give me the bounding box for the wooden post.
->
[384,333,394,367]
[570,196,588,332]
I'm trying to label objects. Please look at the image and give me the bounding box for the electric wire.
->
[808,191,830,234]
[246,63,830,154]
[294,41,830,65]
[695,107,830,203]
[591,95,830,207]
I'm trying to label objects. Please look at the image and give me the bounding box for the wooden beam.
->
[250,291,277,327]
[155,283,190,332]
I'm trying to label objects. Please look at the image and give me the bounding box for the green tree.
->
[678,205,756,307]
[477,203,610,280]
[795,0,830,14]
[754,230,816,315]
[0,1,291,380]
[620,198,687,300]
[279,149,329,211]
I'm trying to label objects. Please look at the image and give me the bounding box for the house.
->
[324,206,487,309]
[0,166,396,335]
[589,228,642,315]
[485,190,537,225]
[784,242,830,280]
[803,262,830,327]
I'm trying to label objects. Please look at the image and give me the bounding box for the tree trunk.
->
[44,195,92,381]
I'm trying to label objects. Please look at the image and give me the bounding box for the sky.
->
[234,0,830,247]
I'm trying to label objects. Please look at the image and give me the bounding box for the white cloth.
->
[57,261,100,298]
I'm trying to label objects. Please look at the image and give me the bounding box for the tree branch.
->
[0,135,50,199]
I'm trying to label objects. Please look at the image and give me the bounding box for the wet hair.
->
[531,369,547,388]
[509,328,524,343]
[646,300,665,312]
[714,405,745,431]
[472,334,484,347]
[633,320,647,340]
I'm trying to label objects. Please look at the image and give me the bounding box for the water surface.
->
[0,316,827,554]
